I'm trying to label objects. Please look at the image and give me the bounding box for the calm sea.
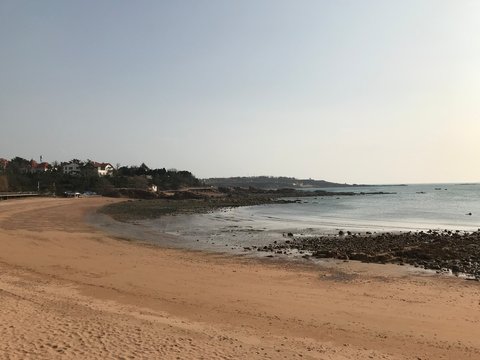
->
[252,183,480,233]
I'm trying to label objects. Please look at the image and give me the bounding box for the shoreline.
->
[98,187,395,222]
[1,197,480,359]
[95,199,480,281]
[90,210,434,281]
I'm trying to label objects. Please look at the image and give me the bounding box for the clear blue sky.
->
[1,1,479,183]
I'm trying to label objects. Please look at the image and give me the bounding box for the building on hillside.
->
[62,160,83,176]
[34,162,49,173]
[28,160,50,173]
[148,184,158,193]
[92,162,114,176]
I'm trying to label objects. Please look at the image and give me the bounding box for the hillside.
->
[203,176,351,189]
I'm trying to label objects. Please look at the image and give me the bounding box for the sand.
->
[0,197,479,359]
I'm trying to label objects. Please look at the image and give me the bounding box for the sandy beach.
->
[1,197,479,359]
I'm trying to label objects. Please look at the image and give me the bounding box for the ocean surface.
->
[96,183,480,254]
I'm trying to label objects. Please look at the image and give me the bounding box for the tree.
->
[0,176,8,192]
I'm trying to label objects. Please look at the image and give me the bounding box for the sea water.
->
[245,183,480,232]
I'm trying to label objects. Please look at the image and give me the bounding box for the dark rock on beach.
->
[258,230,480,280]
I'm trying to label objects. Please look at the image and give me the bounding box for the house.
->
[32,162,49,173]
[69,160,114,177]
[148,184,158,193]
[28,160,49,173]
[62,160,83,176]
[92,162,114,176]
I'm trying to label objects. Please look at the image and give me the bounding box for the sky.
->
[1,0,480,184]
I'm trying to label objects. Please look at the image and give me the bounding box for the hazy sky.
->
[1,1,480,184]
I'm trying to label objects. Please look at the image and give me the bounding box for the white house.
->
[93,162,114,176]
[148,184,158,193]
[62,160,83,175]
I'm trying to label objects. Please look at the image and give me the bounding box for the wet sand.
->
[1,197,480,359]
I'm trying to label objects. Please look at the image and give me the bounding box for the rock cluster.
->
[258,230,480,280]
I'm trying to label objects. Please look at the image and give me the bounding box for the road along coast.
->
[0,197,479,359]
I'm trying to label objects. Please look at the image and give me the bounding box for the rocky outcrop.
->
[259,230,480,280]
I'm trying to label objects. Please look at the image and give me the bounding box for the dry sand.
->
[0,197,479,360]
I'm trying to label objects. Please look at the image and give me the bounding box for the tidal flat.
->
[98,185,480,281]
[99,187,386,222]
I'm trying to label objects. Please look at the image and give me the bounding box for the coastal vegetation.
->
[0,156,200,194]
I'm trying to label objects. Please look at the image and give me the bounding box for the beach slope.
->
[0,197,479,359]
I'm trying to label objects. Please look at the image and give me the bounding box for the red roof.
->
[35,162,49,170]
[92,162,113,170]
[30,160,49,170]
